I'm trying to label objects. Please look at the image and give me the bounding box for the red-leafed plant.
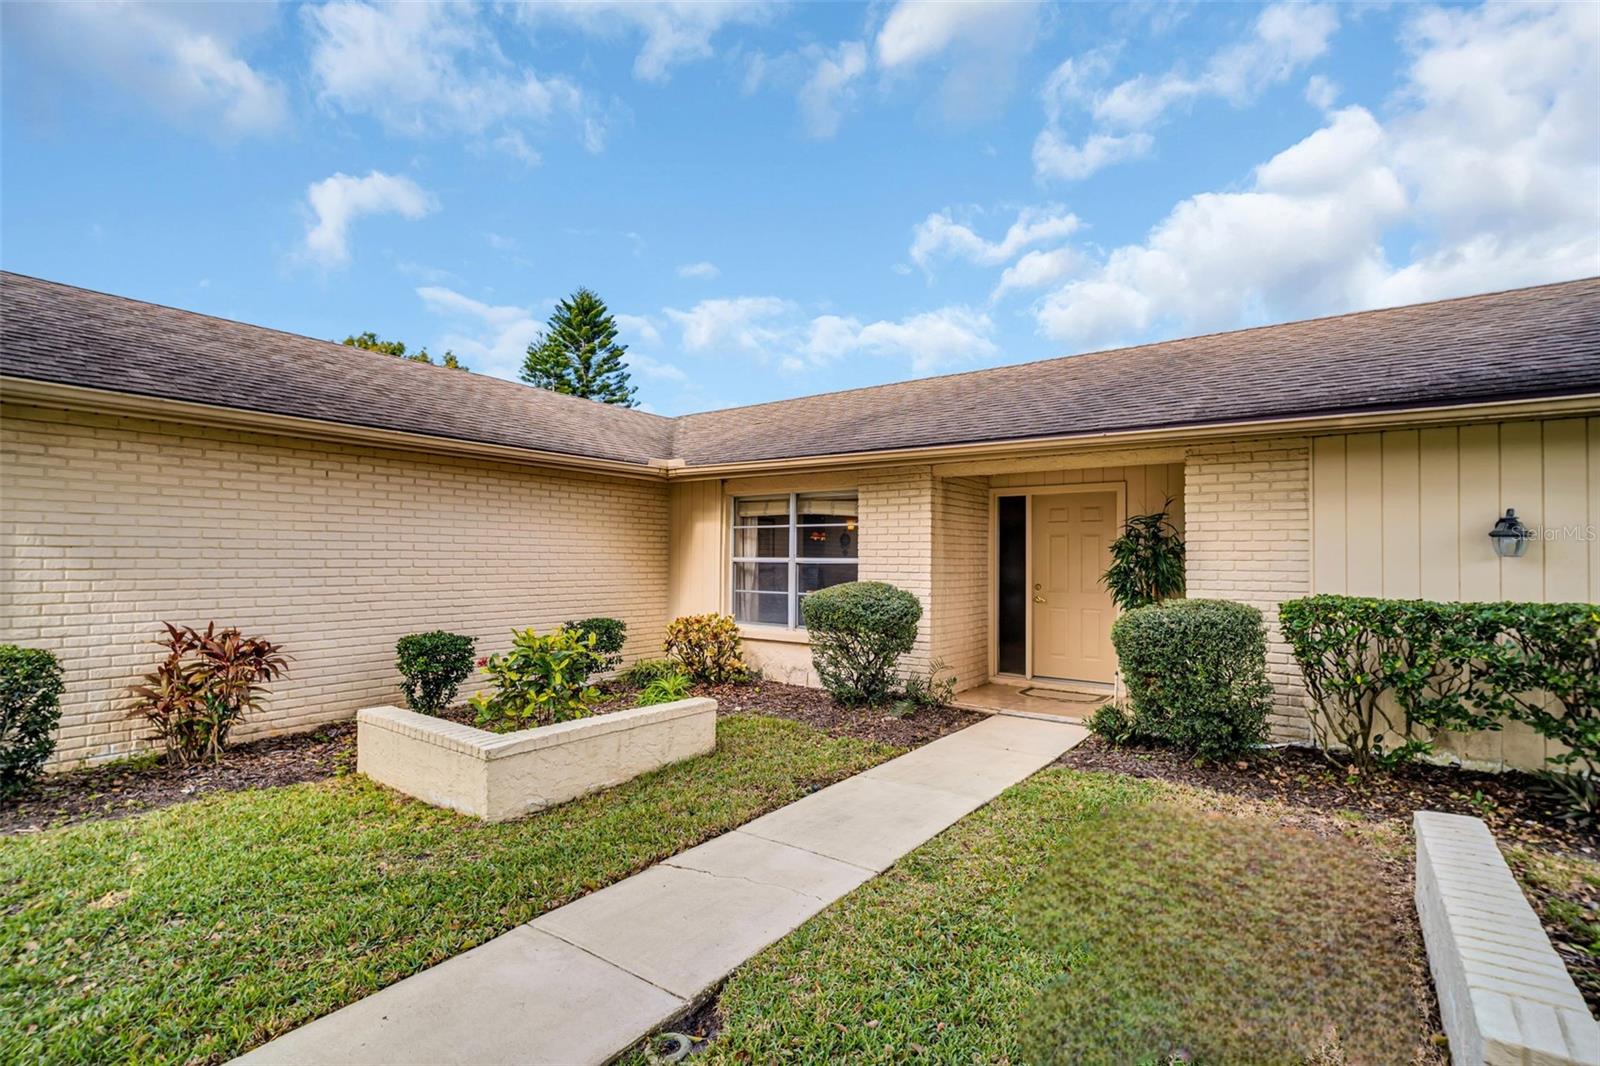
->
[127,623,289,765]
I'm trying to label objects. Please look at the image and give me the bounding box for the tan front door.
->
[1031,492,1118,683]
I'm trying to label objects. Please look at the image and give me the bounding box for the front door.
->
[1031,492,1118,683]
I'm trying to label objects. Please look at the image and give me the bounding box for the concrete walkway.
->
[234,713,1086,1066]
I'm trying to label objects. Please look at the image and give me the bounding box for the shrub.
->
[801,581,922,706]
[1280,596,1506,774]
[469,627,599,732]
[564,617,627,673]
[636,672,693,706]
[1102,502,1186,610]
[1496,603,1598,785]
[395,631,476,715]
[127,623,289,766]
[1087,700,1141,747]
[894,657,955,716]
[1280,597,1597,799]
[664,613,747,684]
[1111,599,1271,760]
[0,645,65,800]
[622,657,682,688]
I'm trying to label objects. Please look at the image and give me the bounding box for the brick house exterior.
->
[2,272,1596,768]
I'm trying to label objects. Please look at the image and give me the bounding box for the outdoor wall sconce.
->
[1489,508,1530,558]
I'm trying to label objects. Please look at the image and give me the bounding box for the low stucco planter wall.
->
[357,699,717,822]
[1414,810,1599,1066]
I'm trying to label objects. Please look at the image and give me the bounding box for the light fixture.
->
[1489,508,1530,558]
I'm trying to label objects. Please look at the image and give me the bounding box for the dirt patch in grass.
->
[0,724,356,836]
[698,679,985,747]
[1060,735,1595,858]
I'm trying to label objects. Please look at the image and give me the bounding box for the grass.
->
[0,714,897,1065]
[701,770,1438,1065]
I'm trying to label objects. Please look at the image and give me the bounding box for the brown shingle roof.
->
[3,271,1597,471]
[0,272,674,466]
[672,278,1600,465]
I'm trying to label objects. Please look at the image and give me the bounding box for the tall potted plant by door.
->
[1102,500,1185,610]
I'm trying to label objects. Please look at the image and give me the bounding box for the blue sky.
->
[4,2,1596,415]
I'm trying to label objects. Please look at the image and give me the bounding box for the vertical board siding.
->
[1307,417,1597,771]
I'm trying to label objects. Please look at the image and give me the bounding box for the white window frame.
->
[731,492,858,629]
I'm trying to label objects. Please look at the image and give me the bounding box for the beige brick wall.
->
[857,466,935,676]
[1183,437,1313,741]
[932,476,989,693]
[0,404,670,768]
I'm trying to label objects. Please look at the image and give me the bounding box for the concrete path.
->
[234,713,1086,1066]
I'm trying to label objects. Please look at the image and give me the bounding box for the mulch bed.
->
[1059,736,1596,858]
[0,724,356,835]
[697,679,986,747]
[2,681,980,836]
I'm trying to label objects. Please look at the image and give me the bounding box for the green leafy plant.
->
[468,627,599,732]
[1087,700,1142,746]
[801,581,922,706]
[664,613,748,684]
[395,631,477,715]
[1111,599,1271,760]
[564,617,627,673]
[622,657,682,688]
[1,645,65,800]
[636,672,693,706]
[1281,597,1597,801]
[894,657,955,716]
[1102,502,1186,611]
[127,623,289,766]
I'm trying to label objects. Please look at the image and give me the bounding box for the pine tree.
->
[520,288,637,407]
[342,332,467,371]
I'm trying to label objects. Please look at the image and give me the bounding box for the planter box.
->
[1414,810,1599,1066]
[357,699,717,822]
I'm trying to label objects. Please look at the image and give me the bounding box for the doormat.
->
[1019,688,1108,704]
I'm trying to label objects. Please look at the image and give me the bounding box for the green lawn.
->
[702,770,1439,1066]
[0,715,897,1066]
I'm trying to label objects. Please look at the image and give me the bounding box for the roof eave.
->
[664,392,1600,478]
[0,376,673,480]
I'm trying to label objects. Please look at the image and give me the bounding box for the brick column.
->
[1184,438,1313,741]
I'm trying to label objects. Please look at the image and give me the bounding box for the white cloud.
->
[522,1,773,82]
[875,0,1043,121]
[1033,2,1599,347]
[1032,129,1153,181]
[676,261,721,280]
[6,2,286,137]
[909,204,1080,271]
[1304,74,1339,110]
[616,313,664,347]
[667,297,798,354]
[303,171,436,267]
[666,297,994,373]
[416,285,543,379]
[798,40,868,138]
[628,352,688,382]
[1035,3,1339,180]
[304,1,595,157]
[991,248,1080,302]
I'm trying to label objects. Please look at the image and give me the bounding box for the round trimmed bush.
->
[801,581,922,706]
[395,631,477,715]
[1111,599,1271,760]
[1,644,65,799]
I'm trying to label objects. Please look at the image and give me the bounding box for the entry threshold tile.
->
[231,926,683,1066]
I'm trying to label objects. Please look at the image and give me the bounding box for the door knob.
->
[1033,594,1046,604]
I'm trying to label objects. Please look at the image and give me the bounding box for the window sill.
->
[737,624,812,646]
